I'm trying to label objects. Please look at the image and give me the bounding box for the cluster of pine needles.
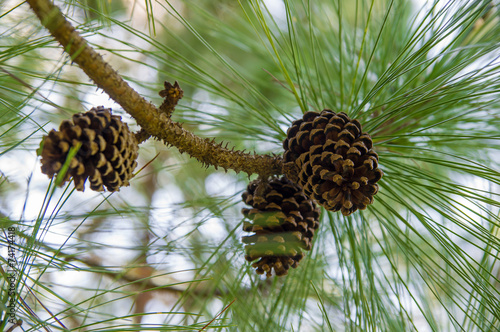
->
[1,0,500,331]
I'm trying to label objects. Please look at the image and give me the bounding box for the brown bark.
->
[27,0,282,177]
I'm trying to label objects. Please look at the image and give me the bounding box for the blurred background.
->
[1,0,500,331]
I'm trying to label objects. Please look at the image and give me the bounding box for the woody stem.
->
[26,0,282,177]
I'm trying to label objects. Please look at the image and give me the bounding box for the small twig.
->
[158,80,183,118]
[5,320,22,332]
[198,298,236,331]
[26,0,282,177]
[134,81,183,143]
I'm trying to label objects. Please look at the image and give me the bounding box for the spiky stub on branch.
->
[39,106,139,192]
[283,110,383,216]
[241,176,321,277]
[159,81,183,118]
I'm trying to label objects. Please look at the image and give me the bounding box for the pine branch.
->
[26,0,282,177]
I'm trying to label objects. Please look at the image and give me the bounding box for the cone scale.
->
[283,109,383,216]
[241,176,321,277]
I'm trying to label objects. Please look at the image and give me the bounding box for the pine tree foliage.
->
[1,0,500,331]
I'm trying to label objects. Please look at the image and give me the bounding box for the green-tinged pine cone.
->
[241,176,321,277]
[283,109,383,216]
[39,106,139,192]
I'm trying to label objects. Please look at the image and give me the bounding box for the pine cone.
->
[283,110,383,216]
[241,176,321,277]
[39,106,139,192]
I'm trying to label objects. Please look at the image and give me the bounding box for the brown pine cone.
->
[283,110,383,216]
[241,176,321,277]
[39,106,139,192]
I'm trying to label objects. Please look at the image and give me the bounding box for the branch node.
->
[135,129,151,144]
